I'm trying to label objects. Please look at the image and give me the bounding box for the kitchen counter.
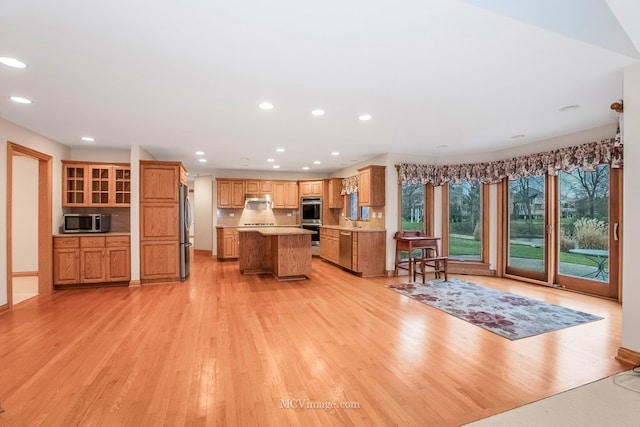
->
[238,228,314,280]
[54,232,131,237]
[320,225,386,233]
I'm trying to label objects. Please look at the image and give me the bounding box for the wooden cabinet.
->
[273,181,298,209]
[351,231,386,277]
[106,236,131,282]
[140,161,185,283]
[245,180,273,194]
[217,179,245,208]
[319,227,339,264]
[358,165,385,207]
[216,228,239,259]
[53,235,131,285]
[319,229,386,277]
[326,178,343,209]
[299,180,323,197]
[53,237,80,285]
[62,161,131,207]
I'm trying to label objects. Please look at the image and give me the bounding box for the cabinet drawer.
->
[80,236,106,248]
[54,236,79,249]
[106,235,130,247]
[224,228,239,236]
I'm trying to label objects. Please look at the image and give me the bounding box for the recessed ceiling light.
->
[559,104,580,112]
[198,158,207,163]
[259,102,274,110]
[273,165,280,169]
[0,57,27,68]
[358,114,372,121]
[10,96,32,104]
[331,151,340,156]
[267,158,275,163]
[81,136,95,142]
[276,148,285,152]
[313,160,321,165]
[302,166,309,170]
[195,151,205,156]
[311,109,325,116]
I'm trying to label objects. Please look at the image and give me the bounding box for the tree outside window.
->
[401,182,424,231]
[448,180,481,260]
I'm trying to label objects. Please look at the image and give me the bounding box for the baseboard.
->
[129,280,141,287]
[194,249,212,256]
[616,346,640,366]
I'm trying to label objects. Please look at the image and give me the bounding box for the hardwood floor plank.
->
[0,253,630,426]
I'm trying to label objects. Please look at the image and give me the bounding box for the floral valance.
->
[341,175,358,195]
[397,138,623,186]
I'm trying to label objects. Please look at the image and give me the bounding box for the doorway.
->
[6,143,52,309]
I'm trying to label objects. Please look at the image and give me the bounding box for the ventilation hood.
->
[244,193,273,210]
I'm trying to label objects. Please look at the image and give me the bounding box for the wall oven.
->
[301,224,320,246]
[301,197,322,224]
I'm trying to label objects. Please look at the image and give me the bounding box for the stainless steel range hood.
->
[244,193,273,210]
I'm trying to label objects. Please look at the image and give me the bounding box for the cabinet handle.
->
[614,223,619,241]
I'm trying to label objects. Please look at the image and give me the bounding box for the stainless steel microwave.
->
[62,213,111,233]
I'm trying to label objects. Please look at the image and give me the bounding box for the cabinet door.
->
[53,248,80,284]
[327,178,343,208]
[285,182,299,208]
[358,169,371,206]
[81,247,106,283]
[106,236,130,282]
[141,163,179,203]
[140,204,179,240]
[113,166,131,206]
[89,165,112,205]
[260,180,274,193]
[231,181,245,207]
[107,247,130,282]
[141,241,179,280]
[62,164,88,206]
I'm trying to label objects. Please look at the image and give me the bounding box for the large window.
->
[401,182,424,231]
[448,180,482,260]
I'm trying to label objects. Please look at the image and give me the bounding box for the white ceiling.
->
[1,0,638,175]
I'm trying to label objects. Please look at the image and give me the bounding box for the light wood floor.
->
[0,253,630,426]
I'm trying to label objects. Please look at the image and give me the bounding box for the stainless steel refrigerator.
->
[179,184,193,282]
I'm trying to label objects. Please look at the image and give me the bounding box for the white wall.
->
[0,118,70,307]
[71,147,131,163]
[622,62,640,354]
[194,176,213,251]
[12,156,39,272]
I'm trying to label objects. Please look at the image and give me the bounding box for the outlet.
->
[377,212,383,218]
[229,213,235,217]
[287,213,292,217]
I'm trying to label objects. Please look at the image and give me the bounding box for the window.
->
[347,192,370,220]
[401,182,424,231]
[447,180,482,260]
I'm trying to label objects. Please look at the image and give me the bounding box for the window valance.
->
[341,175,358,195]
[397,138,622,186]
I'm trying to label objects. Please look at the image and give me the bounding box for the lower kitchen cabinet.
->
[216,227,239,259]
[53,235,131,286]
[320,228,386,277]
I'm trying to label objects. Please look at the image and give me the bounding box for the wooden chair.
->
[413,243,448,283]
[393,231,425,277]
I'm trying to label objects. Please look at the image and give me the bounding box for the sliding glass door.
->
[555,165,620,298]
[503,166,621,299]
[505,175,548,281]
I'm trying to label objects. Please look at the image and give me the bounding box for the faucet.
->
[349,218,358,228]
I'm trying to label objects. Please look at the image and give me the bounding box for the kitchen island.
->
[238,227,316,280]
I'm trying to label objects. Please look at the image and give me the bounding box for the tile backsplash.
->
[216,208,299,226]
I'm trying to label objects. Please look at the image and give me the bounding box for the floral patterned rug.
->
[387,279,603,340]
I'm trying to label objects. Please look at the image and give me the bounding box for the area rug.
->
[387,279,603,340]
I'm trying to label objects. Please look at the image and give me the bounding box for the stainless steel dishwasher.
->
[339,231,352,269]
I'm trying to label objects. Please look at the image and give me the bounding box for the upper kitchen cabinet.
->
[140,161,185,203]
[299,180,323,197]
[358,165,386,207]
[273,181,298,209]
[217,179,245,208]
[62,161,131,207]
[245,180,273,194]
[326,178,343,209]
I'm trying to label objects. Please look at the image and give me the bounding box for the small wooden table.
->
[394,234,441,280]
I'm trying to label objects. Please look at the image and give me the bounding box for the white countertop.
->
[237,227,316,235]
